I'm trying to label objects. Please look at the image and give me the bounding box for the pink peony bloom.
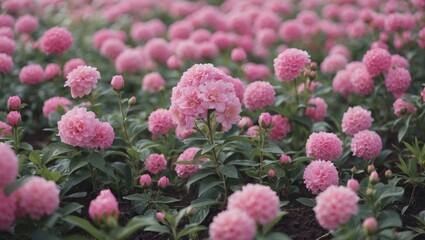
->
[7,95,21,110]
[243,63,270,82]
[270,115,291,140]
[42,96,72,117]
[92,28,126,50]
[362,48,391,77]
[243,81,275,110]
[168,21,193,40]
[145,153,167,174]
[0,53,13,73]
[228,184,280,225]
[90,122,114,149]
[209,209,256,240]
[246,125,260,137]
[341,106,373,136]
[16,176,60,220]
[278,20,304,42]
[142,72,166,92]
[258,112,272,128]
[237,117,253,129]
[384,68,411,95]
[0,188,16,230]
[280,154,292,164]
[115,49,144,73]
[314,186,359,230]
[347,179,359,192]
[274,48,311,82]
[393,98,417,117]
[100,38,126,59]
[148,109,174,135]
[306,132,342,161]
[7,111,20,126]
[363,217,378,234]
[157,176,169,188]
[63,58,85,77]
[40,27,73,55]
[57,107,99,147]
[175,147,206,179]
[0,36,15,55]
[44,63,61,80]
[0,14,14,28]
[391,54,409,69]
[231,47,247,62]
[0,26,14,39]
[139,174,152,188]
[304,160,339,194]
[305,97,327,122]
[0,143,18,188]
[65,65,100,98]
[167,55,181,69]
[156,212,165,221]
[320,54,347,73]
[19,64,44,84]
[350,67,374,96]
[351,130,382,160]
[15,14,39,33]
[145,38,172,64]
[0,121,11,136]
[89,189,119,222]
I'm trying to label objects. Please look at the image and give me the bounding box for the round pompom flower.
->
[57,107,99,147]
[243,81,275,110]
[90,122,115,149]
[145,153,167,174]
[0,143,18,188]
[0,36,15,55]
[63,58,85,77]
[145,38,171,64]
[44,63,61,80]
[115,49,144,73]
[341,106,373,136]
[209,209,256,240]
[19,64,44,84]
[303,160,339,194]
[305,97,327,122]
[142,72,166,92]
[270,115,291,140]
[40,27,73,55]
[351,130,382,160]
[0,188,16,230]
[99,38,126,59]
[306,132,343,161]
[65,65,100,98]
[175,147,206,179]
[15,176,60,220]
[227,184,280,225]
[350,67,374,96]
[148,109,174,135]
[362,48,391,77]
[89,189,119,223]
[393,98,416,117]
[320,54,347,73]
[332,70,353,97]
[42,96,72,117]
[384,67,411,95]
[15,14,39,34]
[0,53,13,73]
[314,186,359,230]
[274,48,311,82]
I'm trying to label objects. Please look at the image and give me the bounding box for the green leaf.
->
[226,159,259,166]
[398,114,412,142]
[186,168,215,188]
[190,198,219,208]
[176,224,207,240]
[223,135,252,145]
[28,150,42,167]
[64,216,104,240]
[19,142,33,151]
[262,142,284,154]
[262,211,288,234]
[190,207,210,224]
[88,153,115,178]
[144,224,171,234]
[4,176,29,196]
[296,197,316,207]
[58,203,84,216]
[123,193,149,202]
[115,216,157,240]
[379,210,402,229]
[199,178,222,197]
[155,196,180,204]
[293,116,313,129]
[219,164,238,178]
[69,158,89,174]
[201,144,218,154]
[259,232,291,240]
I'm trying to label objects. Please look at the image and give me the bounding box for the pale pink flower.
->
[391,54,409,69]
[270,115,291,140]
[0,53,13,73]
[175,40,200,61]
[111,75,124,91]
[329,45,351,59]
[320,54,347,73]
[145,38,171,64]
[243,63,270,82]
[243,81,275,110]
[351,130,382,160]
[99,38,126,59]
[65,65,100,98]
[157,176,169,188]
[145,153,167,174]
[304,160,339,194]
[342,106,373,136]
[40,27,73,55]
[44,63,61,80]
[305,97,327,122]
[237,117,253,129]
[92,28,126,49]
[7,95,20,110]
[42,96,72,117]
[246,126,260,137]
[19,64,44,84]
[175,147,206,179]
[362,48,391,77]
[347,179,359,192]
[0,143,18,188]
[148,109,174,135]
[168,21,193,40]
[139,174,151,188]
[350,67,374,96]
[306,132,342,161]
[89,122,115,149]
[0,36,15,55]
[258,112,272,128]
[115,49,144,73]
[256,29,278,47]
[209,209,256,240]
[393,98,416,117]
[384,68,411,95]
[278,20,304,42]
[227,184,280,225]
[63,58,85,77]
[314,186,359,230]
[0,188,16,230]
[89,189,119,222]
[363,217,378,234]
[231,47,247,62]
[142,72,165,92]
[167,55,182,69]
[15,14,38,34]
[0,121,11,136]
[0,14,14,28]
[274,48,310,82]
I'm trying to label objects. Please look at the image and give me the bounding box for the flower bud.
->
[258,112,272,128]
[363,217,378,235]
[369,171,379,184]
[139,174,152,188]
[185,206,195,216]
[237,117,253,129]
[111,75,124,91]
[129,96,136,105]
[366,188,374,196]
[158,176,169,189]
[267,169,276,177]
[310,62,318,70]
[7,111,21,126]
[367,164,375,174]
[351,166,357,174]
[309,71,317,80]
[156,212,165,221]
[7,96,21,110]
[279,154,292,164]
[89,189,119,226]
[385,169,392,178]
[347,179,359,192]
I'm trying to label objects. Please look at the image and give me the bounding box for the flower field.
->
[1,0,425,239]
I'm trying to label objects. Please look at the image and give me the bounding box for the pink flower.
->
[350,67,374,96]
[0,143,18,188]
[142,72,165,92]
[42,96,72,117]
[7,111,21,126]
[0,53,13,73]
[63,58,85,77]
[16,176,60,220]
[243,63,270,82]
[305,97,327,122]
[145,153,167,174]
[278,20,304,42]
[347,179,359,192]
[246,126,260,137]
[15,14,38,33]
[7,95,21,110]
[92,28,126,50]
[148,109,174,135]
[384,68,411,95]
[304,160,339,194]
[175,126,195,139]
[19,64,44,84]
[341,106,373,136]
[258,112,272,128]
[393,98,416,117]
[111,75,124,91]
[0,36,15,55]
[243,81,275,110]
[391,54,409,69]
[306,132,342,161]
[351,130,382,160]
[209,209,256,240]
[422,87,425,102]
[274,48,311,82]
[157,176,169,189]
[167,55,181,69]
[89,189,119,222]
[65,65,100,98]
[0,188,16,230]
[228,184,280,225]
[44,63,61,80]
[168,21,193,40]
[175,147,206,179]
[57,107,99,147]
[320,54,347,73]
[0,14,14,28]
[100,39,126,59]
[280,154,292,164]
[40,27,73,55]
[237,117,253,129]
[0,121,11,136]
[175,40,200,60]
[90,122,115,149]
[115,49,144,73]
[145,38,172,64]
[362,48,391,77]
[270,115,291,140]
[231,47,247,62]
[363,217,378,234]
[139,174,152,188]
[314,186,359,230]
